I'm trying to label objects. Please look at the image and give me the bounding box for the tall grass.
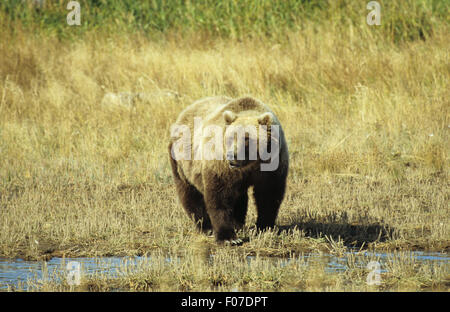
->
[1,0,447,42]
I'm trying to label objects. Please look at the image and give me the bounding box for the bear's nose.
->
[226,151,235,161]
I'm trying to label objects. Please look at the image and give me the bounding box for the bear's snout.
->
[228,160,248,169]
[226,137,255,169]
[227,150,241,168]
[226,150,235,161]
[227,155,250,169]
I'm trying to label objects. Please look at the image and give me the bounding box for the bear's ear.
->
[223,110,237,124]
[258,112,274,125]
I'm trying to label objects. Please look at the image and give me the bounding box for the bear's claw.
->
[224,238,244,246]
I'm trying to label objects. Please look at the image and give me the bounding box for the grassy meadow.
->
[0,0,449,291]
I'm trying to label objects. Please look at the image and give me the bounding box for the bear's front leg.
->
[253,172,287,231]
[203,176,243,246]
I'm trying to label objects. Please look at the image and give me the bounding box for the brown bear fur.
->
[168,96,289,244]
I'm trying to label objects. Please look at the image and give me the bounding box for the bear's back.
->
[176,97,276,132]
[174,96,232,130]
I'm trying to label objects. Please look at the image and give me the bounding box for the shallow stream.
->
[1,251,448,290]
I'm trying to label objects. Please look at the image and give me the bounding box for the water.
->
[0,251,448,291]
[248,251,450,272]
[0,256,148,290]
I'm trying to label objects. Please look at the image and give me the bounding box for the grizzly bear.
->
[168,96,289,245]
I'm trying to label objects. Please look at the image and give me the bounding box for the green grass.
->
[1,0,448,42]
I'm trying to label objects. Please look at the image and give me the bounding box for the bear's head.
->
[222,110,280,171]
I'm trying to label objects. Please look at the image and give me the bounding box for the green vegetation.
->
[1,0,448,42]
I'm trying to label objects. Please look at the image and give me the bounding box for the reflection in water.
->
[0,251,448,290]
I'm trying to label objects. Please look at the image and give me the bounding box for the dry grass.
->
[0,6,449,291]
